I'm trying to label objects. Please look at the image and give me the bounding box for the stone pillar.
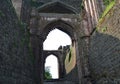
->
[20,0,31,25]
[88,0,94,30]
[59,53,64,78]
[91,0,99,23]
[77,35,92,84]
[29,8,44,84]
[80,1,94,83]
[83,0,92,34]
[30,35,44,84]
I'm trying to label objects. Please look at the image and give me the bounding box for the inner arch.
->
[45,55,59,79]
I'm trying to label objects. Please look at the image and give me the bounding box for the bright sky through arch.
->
[43,28,72,78]
[45,55,59,79]
[43,28,72,50]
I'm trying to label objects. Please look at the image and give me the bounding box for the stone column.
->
[80,1,93,83]
[30,35,44,84]
[20,0,31,25]
[91,0,99,24]
[83,0,92,34]
[59,53,65,78]
[29,8,44,84]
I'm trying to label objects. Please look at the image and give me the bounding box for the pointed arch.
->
[45,55,59,79]
[42,20,76,41]
[43,28,72,50]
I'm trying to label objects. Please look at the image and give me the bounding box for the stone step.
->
[44,79,78,84]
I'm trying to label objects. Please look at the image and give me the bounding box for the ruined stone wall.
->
[64,43,79,82]
[65,44,76,74]
[89,1,120,84]
[20,0,32,25]
[82,0,104,35]
[11,0,32,25]
[0,1,35,84]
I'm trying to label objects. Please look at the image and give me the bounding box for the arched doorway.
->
[41,20,79,81]
[30,18,81,84]
[43,28,73,80]
[44,55,59,79]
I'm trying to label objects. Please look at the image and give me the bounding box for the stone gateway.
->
[1,0,120,84]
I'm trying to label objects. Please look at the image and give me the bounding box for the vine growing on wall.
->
[44,67,52,79]
[103,0,115,6]
[99,0,116,23]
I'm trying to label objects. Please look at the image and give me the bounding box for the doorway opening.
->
[43,28,72,79]
[43,28,72,50]
[45,55,59,79]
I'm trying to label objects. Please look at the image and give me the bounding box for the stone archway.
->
[40,20,80,83]
[29,11,84,83]
[43,50,64,79]
[44,54,59,79]
[29,4,88,83]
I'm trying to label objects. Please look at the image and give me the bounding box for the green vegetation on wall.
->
[102,0,115,17]
[99,0,115,22]
[44,67,52,79]
[103,0,115,6]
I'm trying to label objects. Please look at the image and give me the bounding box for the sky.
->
[45,55,59,79]
[44,29,71,78]
[43,29,71,50]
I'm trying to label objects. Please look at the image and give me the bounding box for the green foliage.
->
[103,0,115,6]
[102,1,115,18]
[80,1,84,10]
[45,71,52,79]
[45,67,52,79]
[101,27,107,32]
[96,26,107,33]
[99,0,115,23]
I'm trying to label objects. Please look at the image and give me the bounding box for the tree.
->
[45,66,52,79]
